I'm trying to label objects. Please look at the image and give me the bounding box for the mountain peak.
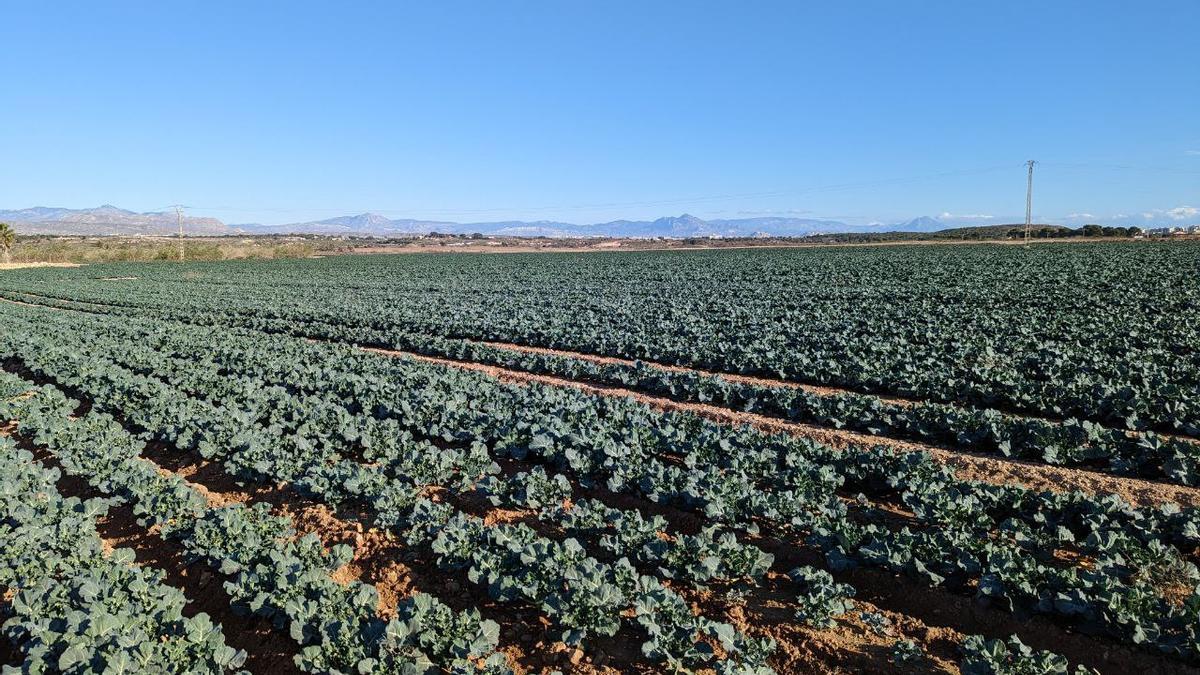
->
[94,204,134,214]
[893,215,944,231]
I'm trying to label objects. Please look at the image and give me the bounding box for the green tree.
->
[0,222,14,264]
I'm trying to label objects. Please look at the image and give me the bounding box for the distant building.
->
[1147,226,1190,237]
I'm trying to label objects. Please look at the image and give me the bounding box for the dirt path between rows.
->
[4,295,1198,508]
[478,339,891,401]
[0,262,80,271]
[7,319,1199,673]
[0,296,50,310]
[359,345,1200,509]
[5,290,1196,448]
[3,374,959,675]
[0,428,302,674]
[474,338,1200,446]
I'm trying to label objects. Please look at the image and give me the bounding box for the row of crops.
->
[1,242,1197,673]
[1,284,1198,672]
[3,251,1199,491]
[0,242,1196,436]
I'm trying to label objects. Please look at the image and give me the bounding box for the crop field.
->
[1,241,1199,674]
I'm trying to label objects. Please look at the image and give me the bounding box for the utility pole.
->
[175,204,183,261]
[1023,160,1036,244]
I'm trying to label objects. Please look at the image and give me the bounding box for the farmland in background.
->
[1,241,1198,674]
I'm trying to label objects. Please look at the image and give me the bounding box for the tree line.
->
[1006,224,1141,239]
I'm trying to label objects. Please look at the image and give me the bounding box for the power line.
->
[1037,161,1200,175]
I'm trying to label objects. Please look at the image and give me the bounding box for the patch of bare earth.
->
[0,262,81,270]
[479,339,862,400]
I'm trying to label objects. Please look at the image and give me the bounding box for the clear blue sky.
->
[2,1,1197,226]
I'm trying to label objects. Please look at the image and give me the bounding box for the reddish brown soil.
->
[6,300,1200,672]
[5,380,1001,674]
[350,347,1200,672]
[2,436,302,674]
[477,338,1200,447]
[359,345,1200,509]
[480,339,862,400]
[144,449,427,617]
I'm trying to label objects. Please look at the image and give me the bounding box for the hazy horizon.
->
[2,1,1197,227]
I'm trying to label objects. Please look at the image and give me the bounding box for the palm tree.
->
[0,223,13,265]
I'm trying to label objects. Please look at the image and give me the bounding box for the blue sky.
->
[1,1,1197,226]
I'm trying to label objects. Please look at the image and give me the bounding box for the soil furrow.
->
[1,362,976,674]
[356,345,1200,509]
[5,290,1199,447]
[335,350,1200,673]
[473,338,1200,446]
[0,428,303,675]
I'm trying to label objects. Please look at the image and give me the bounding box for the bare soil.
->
[340,236,1155,258]
[5,298,1200,672]
[0,430,302,674]
[358,345,1200,509]
[476,339,1200,446]
[345,348,1200,673]
[0,262,81,270]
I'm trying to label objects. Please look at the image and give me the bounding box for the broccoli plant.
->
[789,566,855,628]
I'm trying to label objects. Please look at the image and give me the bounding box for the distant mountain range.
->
[4,204,1189,238]
[0,205,965,238]
[241,212,887,238]
[0,205,228,236]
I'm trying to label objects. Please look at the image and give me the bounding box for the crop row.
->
[0,318,778,672]
[7,286,1199,490]
[213,312,1200,488]
[0,372,509,675]
[0,367,1098,675]
[0,242,1195,434]
[0,435,245,674]
[4,278,1195,487]
[2,302,1197,667]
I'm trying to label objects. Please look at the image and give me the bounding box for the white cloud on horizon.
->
[938,212,993,220]
[1139,206,1198,221]
[1066,213,1096,219]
